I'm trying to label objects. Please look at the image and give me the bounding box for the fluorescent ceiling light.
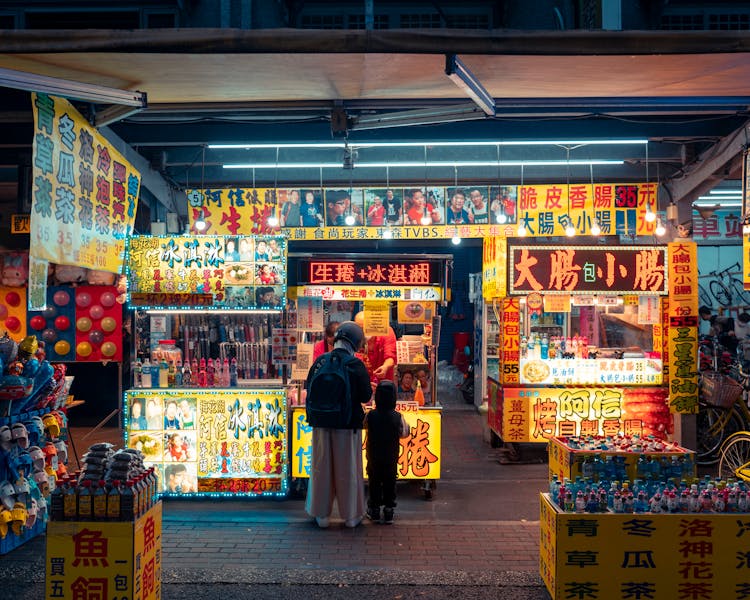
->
[709,189,743,195]
[211,140,647,150]
[224,159,624,169]
[693,200,742,207]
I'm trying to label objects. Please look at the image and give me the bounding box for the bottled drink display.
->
[131,313,281,389]
[50,443,158,521]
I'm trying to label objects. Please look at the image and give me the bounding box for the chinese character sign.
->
[31,93,140,274]
[510,246,667,294]
[124,389,287,497]
[500,298,520,385]
[291,406,441,479]
[126,235,286,309]
[667,242,698,414]
[187,184,649,241]
[299,258,442,286]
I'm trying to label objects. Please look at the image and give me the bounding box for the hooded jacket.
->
[365,381,408,469]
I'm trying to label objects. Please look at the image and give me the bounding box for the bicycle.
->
[718,430,750,483]
[696,352,750,465]
[699,262,750,308]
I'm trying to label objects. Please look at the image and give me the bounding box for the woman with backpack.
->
[304,321,372,528]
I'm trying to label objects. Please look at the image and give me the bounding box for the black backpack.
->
[306,351,357,428]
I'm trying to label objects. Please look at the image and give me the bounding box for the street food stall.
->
[287,254,447,497]
[124,234,290,497]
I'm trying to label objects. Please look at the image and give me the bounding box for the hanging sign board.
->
[509,246,667,295]
[397,301,435,324]
[298,258,442,286]
[543,294,570,313]
[126,235,287,310]
[638,296,661,324]
[296,296,324,332]
[362,301,390,336]
[30,93,140,273]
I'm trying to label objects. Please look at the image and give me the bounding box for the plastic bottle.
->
[182,360,192,388]
[121,480,135,521]
[133,359,143,388]
[175,360,183,387]
[527,334,535,359]
[63,477,77,521]
[78,480,93,520]
[520,336,527,359]
[540,334,549,360]
[575,491,586,513]
[196,358,206,387]
[229,357,238,387]
[168,360,176,388]
[141,358,152,388]
[414,380,425,406]
[107,480,121,521]
[159,358,169,388]
[150,360,160,390]
[50,478,65,520]
[207,358,215,387]
[93,480,107,520]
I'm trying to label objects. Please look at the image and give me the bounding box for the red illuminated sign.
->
[298,259,442,286]
[509,246,667,295]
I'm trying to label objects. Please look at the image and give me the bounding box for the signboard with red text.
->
[509,246,667,295]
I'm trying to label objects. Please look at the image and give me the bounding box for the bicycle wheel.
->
[698,284,713,309]
[696,405,745,465]
[710,280,733,307]
[718,431,750,482]
[729,278,750,307]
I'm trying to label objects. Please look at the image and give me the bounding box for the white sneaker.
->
[315,516,330,528]
[344,517,362,528]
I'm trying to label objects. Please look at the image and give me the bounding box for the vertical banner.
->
[30,93,140,274]
[482,237,496,300]
[27,255,49,311]
[495,236,508,298]
[667,242,699,414]
[500,297,520,385]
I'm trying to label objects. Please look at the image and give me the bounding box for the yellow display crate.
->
[540,493,749,600]
[547,436,695,484]
[45,502,162,600]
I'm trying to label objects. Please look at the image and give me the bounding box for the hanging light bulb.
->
[590,218,601,236]
[654,217,666,237]
[420,215,432,226]
[451,235,461,245]
[267,215,279,227]
[344,214,356,226]
[496,211,507,224]
[645,204,656,223]
[517,222,526,237]
[383,227,393,239]
[194,208,207,232]
[565,217,576,237]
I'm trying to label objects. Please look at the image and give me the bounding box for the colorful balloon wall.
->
[26,285,123,362]
[0,285,28,342]
[27,286,76,361]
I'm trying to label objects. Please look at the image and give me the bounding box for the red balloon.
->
[30,315,46,331]
[54,315,71,331]
[5,316,21,331]
[5,292,20,307]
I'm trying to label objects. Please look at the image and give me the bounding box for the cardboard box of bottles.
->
[45,501,161,600]
[540,493,745,600]
[547,437,695,484]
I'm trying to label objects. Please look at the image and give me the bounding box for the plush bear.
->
[1,253,28,287]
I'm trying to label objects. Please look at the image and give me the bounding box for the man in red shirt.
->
[354,311,397,389]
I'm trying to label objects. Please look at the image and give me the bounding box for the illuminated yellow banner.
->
[500,297,520,385]
[667,242,699,414]
[126,234,287,309]
[124,389,287,496]
[501,387,670,443]
[396,301,435,324]
[46,502,162,600]
[298,285,442,301]
[31,93,140,273]
[290,406,441,479]
[541,494,749,600]
[187,184,649,240]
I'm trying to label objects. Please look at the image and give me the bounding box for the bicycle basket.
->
[701,372,743,408]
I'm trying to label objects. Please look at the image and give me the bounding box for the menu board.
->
[126,235,286,309]
[124,389,287,497]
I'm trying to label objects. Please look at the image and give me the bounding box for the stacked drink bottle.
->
[550,474,750,514]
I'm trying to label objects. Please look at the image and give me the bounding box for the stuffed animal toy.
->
[1,253,28,287]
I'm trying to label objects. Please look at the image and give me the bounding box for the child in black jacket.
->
[364,380,410,524]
